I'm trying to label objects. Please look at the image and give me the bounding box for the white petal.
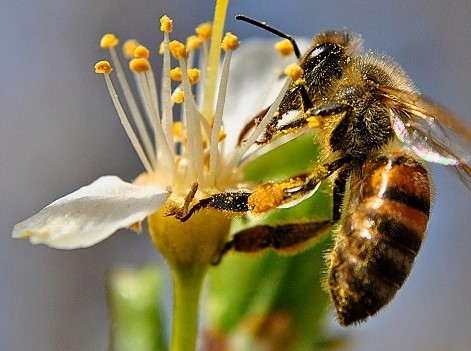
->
[12,176,170,249]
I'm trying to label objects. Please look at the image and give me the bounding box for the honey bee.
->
[176,15,471,326]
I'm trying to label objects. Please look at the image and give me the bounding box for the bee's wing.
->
[379,86,471,190]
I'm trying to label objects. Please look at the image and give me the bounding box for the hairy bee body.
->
[180,17,470,327]
[328,152,431,325]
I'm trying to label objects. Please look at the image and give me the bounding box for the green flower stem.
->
[170,264,207,351]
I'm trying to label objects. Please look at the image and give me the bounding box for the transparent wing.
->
[379,86,471,190]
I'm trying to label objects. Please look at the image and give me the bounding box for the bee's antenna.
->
[235,14,301,59]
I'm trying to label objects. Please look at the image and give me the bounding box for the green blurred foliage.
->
[107,264,167,351]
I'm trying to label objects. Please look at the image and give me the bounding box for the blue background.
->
[1,0,470,350]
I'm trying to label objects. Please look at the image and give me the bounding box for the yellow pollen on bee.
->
[248,183,287,214]
[169,67,183,81]
[195,22,212,41]
[307,116,324,129]
[172,90,185,104]
[94,60,113,74]
[129,58,150,72]
[186,35,201,51]
[284,63,303,80]
[134,45,150,59]
[160,15,173,32]
[221,32,239,51]
[122,39,139,59]
[100,33,119,48]
[275,39,295,56]
[169,40,188,59]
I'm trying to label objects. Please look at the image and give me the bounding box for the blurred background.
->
[1,0,470,350]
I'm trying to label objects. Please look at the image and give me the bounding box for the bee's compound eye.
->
[306,43,332,61]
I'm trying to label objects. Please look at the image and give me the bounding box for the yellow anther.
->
[169,40,188,59]
[94,60,113,74]
[218,129,227,142]
[160,15,173,32]
[100,34,119,49]
[306,116,324,129]
[221,32,239,51]
[172,121,185,137]
[169,67,183,81]
[134,45,150,59]
[275,39,295,56]
[122,39,139,59]
[172,90,185,104]
[187,68,200,85]
[195,22,212,41]
[284,63,303,80]
[186,35,201,51]
[129,58,150,72]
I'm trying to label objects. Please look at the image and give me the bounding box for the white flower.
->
[12,15,299,264]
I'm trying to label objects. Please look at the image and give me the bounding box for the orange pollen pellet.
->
[306,116,324,129]
[248,183,286,214]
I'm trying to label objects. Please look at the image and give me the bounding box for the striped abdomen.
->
[327,152,431,326]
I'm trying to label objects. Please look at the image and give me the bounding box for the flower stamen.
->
[95,61,154,174]
[122,39,139,59]
[129,58,177,182]
[160,18,175,157]
[209,33,239,185]
[100,34,157,169]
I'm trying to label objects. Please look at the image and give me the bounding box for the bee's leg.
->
[249,156,352,214]
[176,191,252,222]
[212,168,350,264]
[257,84,309,144]
[332,170,349,221]
[273,102,353,136]
[237,106,271,145]
[211,220,332,264]
[176,156,353,223]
